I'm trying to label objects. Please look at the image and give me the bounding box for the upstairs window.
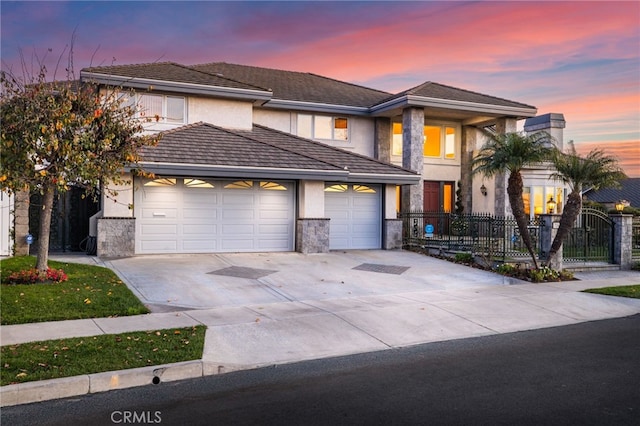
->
[298,114,349,141]
[121,92,186,124]
[392,123,457,159]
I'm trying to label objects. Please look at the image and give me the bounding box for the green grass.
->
[1,326,206,386]
[1,256,149,325]
[583,284,640,299]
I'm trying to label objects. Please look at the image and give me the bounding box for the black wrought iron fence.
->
[398,211,542,262]
[563,208,613,263]
[632,216,640,262]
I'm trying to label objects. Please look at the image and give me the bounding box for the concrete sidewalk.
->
[2,252,639,406]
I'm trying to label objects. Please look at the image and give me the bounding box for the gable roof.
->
[139,122,419,184]
[398,81,536,110]
[583,178,640,208]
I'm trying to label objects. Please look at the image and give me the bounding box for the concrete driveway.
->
[103,250,526,312]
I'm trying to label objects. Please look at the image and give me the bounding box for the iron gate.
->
[563,208,614,263]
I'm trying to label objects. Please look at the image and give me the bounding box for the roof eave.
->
[346,172,421,185]
[132,162,348,181]
[264,99,370,116]
[80,71,273,103]
[370,94,537,118]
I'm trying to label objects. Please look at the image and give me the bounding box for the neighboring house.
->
[0,191,13,256]
[583,177,640,210]
[67,62,563,256]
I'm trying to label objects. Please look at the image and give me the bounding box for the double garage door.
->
[135,178,382,254]
[135,178,295,254]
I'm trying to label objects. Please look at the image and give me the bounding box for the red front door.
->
[423,181,440,212]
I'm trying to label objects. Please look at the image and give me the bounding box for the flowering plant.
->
[6,267,68,285]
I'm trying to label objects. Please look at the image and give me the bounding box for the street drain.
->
[352,263,410,275]
[208,266,277,279]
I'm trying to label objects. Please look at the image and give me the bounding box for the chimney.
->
[524,113,566,151]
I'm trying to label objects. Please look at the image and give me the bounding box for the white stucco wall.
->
[298,180,325,218]
[188,97,253,130]
[103,173,135,218]
[384,185,398,219]
[253,109,294,133]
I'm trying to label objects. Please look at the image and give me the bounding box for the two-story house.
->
[70,62,564,257]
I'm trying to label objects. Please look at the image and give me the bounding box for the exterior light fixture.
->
[615,200,625,213]
[480,184,487,196]
[546,197,557,214]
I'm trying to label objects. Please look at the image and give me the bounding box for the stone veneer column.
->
[374,117,391,163]
[401,107,424,212]
[610,214,632,269]
[539,214,562,270]
[384,219,403,249]
[13,190,30,256]
[296,219,330,254]
[460,126,478,214]
[97,218,135,257]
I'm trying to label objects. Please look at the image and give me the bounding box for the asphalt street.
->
[3,314,639,426]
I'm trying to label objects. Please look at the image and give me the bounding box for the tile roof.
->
[191,62,391,108]
[83,62,268,92]
[82,61,536,112]
[388,81,536,109]
[140,122,418,183]
[584,178,640,208]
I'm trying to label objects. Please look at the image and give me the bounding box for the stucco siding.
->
[188,97,253,130]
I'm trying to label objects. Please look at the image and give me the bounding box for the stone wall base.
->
[384,219,403,249]
[97,218,135,257]
[296,218,330,254]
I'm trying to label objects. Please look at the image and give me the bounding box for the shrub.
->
[5,267,68,285]
[496,263,518,276]
[529,266,559,283]
[454,252,474,264]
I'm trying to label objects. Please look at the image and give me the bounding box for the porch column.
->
[610,214,633,269]
[493,118,517,216]
[461,125,480,214]
[374,117,391,163]
[401,107,424,212]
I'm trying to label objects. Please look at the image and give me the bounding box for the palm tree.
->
[546,143,625,266]
[472,131,554,269]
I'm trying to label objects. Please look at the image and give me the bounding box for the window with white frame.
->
[120,92,186,124]
[297,114,349,141]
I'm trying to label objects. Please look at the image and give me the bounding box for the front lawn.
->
[583,284,640,299]
[1,256,149,325]
[1,326,206,386]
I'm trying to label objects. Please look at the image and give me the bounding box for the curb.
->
[0,360,205,407]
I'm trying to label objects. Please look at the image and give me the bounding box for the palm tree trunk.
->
[507,171,539,269]
[547,190,582,261]
[35,184,54,272]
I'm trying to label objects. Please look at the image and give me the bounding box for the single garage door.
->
[135,178,294,254]
[325,183,382,250]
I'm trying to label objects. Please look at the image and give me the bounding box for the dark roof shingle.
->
[140,122,418,183]
[191,62,391,108]
[584,178,640,208]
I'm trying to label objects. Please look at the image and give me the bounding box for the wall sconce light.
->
[480,184,487,196]
[615,200,625,213]
[546,197,557,214]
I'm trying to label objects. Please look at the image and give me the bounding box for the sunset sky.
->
[2,1,638,176]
